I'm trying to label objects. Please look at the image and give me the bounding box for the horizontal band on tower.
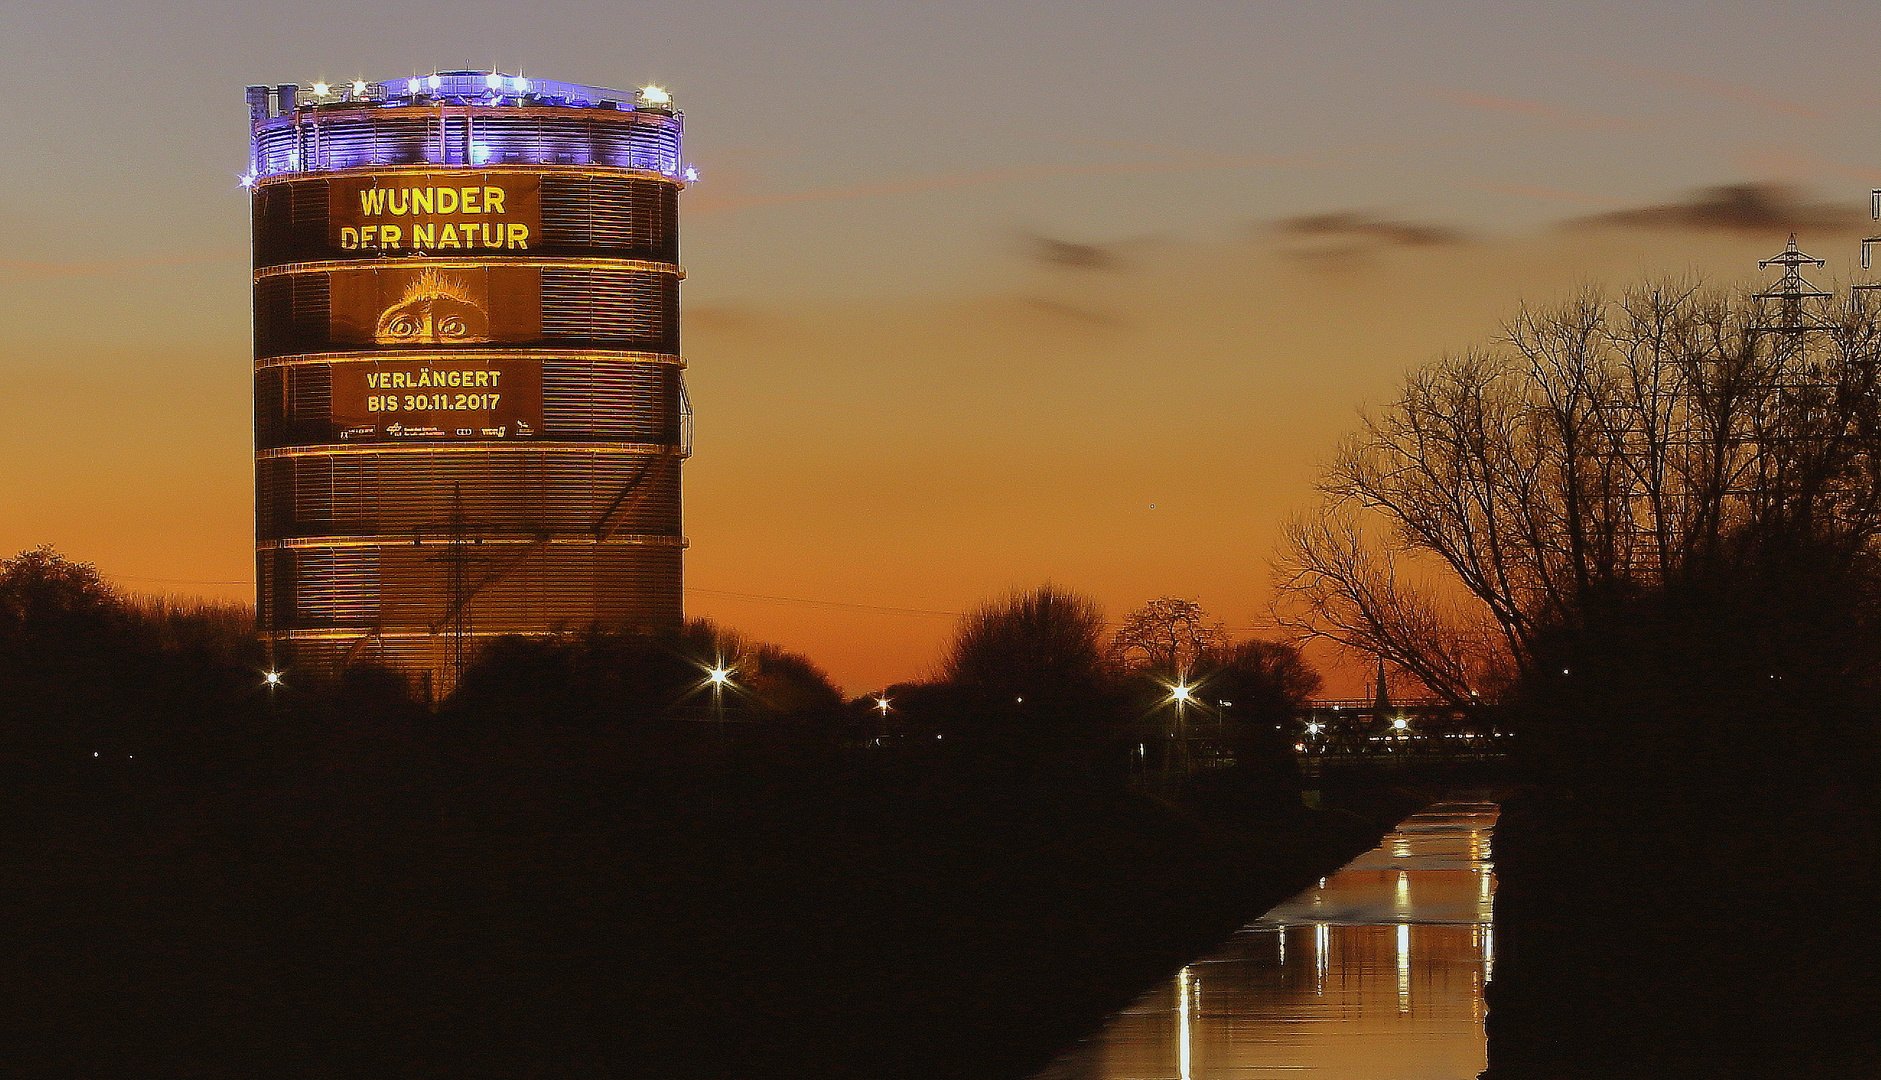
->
[256,349,684,370]
[258,441,685,460]
[275,628,577,643]
[261,534,689,552]
[255,257,683,281]
[252,161,686,191]
[258,540,683,632]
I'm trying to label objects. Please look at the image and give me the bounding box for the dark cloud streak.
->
[1268,212,1465,270]
[1275,212,1465,247]
[1023,234,1122,270]
[1567,183,1859,234]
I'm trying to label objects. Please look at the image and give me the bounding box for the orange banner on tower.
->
[329,358,543,442]
[327,266,542,346]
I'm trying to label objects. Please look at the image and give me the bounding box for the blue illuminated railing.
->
[254,112,681,178]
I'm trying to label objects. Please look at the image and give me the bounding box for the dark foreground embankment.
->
[1482,783,1880,1079]
[4,733,1405,1080]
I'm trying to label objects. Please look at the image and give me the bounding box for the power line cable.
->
[103,575,1286,633]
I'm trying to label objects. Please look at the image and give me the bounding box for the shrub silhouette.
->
[445,619,843,726]
[0,546,266,771]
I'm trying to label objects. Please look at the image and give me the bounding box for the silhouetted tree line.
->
[446,621,844,724]
[0,545,269,774]
[0,544,1321,807]
[1273,278,1881,1075]
[865,586,1318,798]
[0,544,864,804]
[1,551,1368,1080]
[1277,280,1881,791]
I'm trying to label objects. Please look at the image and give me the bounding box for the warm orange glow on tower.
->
[247,73,689,692]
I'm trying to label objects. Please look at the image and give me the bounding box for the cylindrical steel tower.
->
[246,72,688,692]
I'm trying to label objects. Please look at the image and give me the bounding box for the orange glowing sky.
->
[6,1,1881,694]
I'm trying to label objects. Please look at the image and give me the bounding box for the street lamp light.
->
[700,662,736,722]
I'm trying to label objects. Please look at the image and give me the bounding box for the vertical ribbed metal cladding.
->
[249,74,688,693]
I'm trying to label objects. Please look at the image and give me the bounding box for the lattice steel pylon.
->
[1754,234,1833,335]
[1615,236,1837,584]
[421,482,498,693]
[1747,236,1837,465]
[1750,234,1835,439]
[441,484,474,688]
[1738,232,1861,554]
[1858,189,1881,277]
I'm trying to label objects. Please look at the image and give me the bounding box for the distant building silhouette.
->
[1370,658,1391,719]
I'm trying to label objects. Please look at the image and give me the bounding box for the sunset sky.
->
[6,0,1881,694]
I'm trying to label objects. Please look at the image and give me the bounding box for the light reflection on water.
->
[1035,802,1499,1080]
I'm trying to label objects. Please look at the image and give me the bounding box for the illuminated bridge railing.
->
[1294,698,1509,765]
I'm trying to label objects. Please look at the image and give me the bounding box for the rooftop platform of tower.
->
[244,71,685,184]
[248,71,675,118]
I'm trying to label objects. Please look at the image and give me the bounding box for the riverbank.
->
[1482,783,1880,1079]
[1037,801,1501,1080]
[6,734,1416,1079]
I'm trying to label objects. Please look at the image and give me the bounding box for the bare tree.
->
[1275,280,1881,705]
[1108,597,1226,676]
[1274,505,1508,706]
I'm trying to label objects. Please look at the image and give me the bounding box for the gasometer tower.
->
[245,72,690,692]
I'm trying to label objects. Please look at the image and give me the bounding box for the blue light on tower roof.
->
[251,73,683,178]
[272,72,672,112]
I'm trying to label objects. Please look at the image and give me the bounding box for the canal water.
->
[1034,802,1499,1080]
